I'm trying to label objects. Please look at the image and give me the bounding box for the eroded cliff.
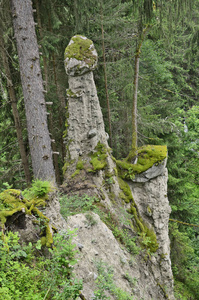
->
[62,35,175,300]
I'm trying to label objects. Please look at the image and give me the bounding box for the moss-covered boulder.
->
[0,188,55,248]
[64,35,98,76]
[117,145,167,182]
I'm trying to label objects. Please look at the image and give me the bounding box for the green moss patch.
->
[118,177,158,253]
[89,142,108,172]
[71,159,85,178]
[128,204,159,253]
[64,35,97,66]
[0,187,55,248]
[118,177,134,203]
[117,145,167,181]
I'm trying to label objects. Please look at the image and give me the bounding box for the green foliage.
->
[94,260,134,300]
[0,181,54,247]
[123,273,137,288]
[169,223,199,299]
[111,225,139,255]
[0,182,13,193]
[59,193,99,218]
[22,179,52,199]
[0,231,82,300]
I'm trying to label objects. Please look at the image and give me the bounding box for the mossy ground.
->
[0,188,54,248]
[117,145,167,181]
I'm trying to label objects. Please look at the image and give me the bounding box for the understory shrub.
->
[0,230,82,300]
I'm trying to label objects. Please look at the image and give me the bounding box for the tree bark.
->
[0,26,31,185]
[101,8,112,148]
[131,25,150,160]
[10,0,56,183]
[35,0,61,184]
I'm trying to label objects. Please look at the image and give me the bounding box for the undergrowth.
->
[59,193,139,255]
[0,230,82,300]
[93,260,134,300]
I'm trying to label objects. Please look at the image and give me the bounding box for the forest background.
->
[0,0,199,299]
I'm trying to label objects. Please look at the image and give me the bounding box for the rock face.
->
[62,35,175,299]
[67,208,174,300]
[1,35,175,300]
[64,35,108,162]
[130,168,175,299]
[133,158,167,182]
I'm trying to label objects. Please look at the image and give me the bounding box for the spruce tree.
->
[10,0,56,183]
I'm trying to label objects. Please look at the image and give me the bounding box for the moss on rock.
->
[117,145,167,181]
[64,35,97,76]
[118,176,159,253]
[89,142,108,172]
[127,203,159,253]
[0,188,54,248]
[64,35,97,66]
[118,177,134,203]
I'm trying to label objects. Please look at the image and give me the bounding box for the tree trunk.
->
[35,0,61,185]
[130,25,150,161]
[0,26,31,185]
[101,9,113,148]
[10,0,56,183]
[51,53,66,176]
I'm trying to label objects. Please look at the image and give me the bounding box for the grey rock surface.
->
[64,56,108,161]
[64,35,98,77]
[130,167,175,300]
[62,35,175,300]
[133,158,167,182]
[67,211,175,300]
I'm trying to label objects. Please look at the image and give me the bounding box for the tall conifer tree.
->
[10,0,56,183]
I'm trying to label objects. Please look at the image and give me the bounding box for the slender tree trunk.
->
[48,13,66,182]
[0,26,31,185]
[10,0,56,183]
[132,46,139,154]
[35,0,48,90]
[35,0,61,184]
[131,25,150,160]
[51,53,66,165]
[101,8,113,148]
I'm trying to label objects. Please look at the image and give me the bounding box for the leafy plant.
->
[84,212,98,226]
[94,260,134,300]
[0,230,82,300]
[123,273,137,288]
[0,182,13,193]
[111,225,139,255]
[22,179,52,199]
[59,193,99,218]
